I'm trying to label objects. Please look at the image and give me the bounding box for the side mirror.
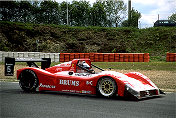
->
[68,71,74,75]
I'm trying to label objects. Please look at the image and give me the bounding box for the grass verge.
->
[0,62,175,92]
[92,62,176,71]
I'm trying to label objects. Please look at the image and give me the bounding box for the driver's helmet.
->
[82,61,90,69]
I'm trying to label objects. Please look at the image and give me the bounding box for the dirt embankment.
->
[1,21,176,59]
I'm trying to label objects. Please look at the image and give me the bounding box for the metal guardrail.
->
[0,51,60,62]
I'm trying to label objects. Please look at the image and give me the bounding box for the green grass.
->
[1,61,175,71]
[92,62,176,71]
[50,61,175,71]
[1,62,175,91]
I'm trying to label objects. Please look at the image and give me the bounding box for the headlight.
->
[125,84,140,97]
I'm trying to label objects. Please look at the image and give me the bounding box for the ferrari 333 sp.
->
[5,57,164,99]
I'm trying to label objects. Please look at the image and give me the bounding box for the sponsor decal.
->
[62,90,76,93]
[69,64,75,71]
[39,83,56,88]
[56,68,62,71]
[86,81,93,85]
[82,90,91,94]
[59,79,79,86]
[75,73,91,76]
[62,90,91,94]
[60,62,71,67]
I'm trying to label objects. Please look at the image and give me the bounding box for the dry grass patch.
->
[0,64,175,92]
[0,65,26,81]
[111,69,176,92]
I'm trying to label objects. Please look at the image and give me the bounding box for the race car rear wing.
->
[5,57,51,76]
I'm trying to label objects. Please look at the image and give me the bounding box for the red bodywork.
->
[17,59,161,99]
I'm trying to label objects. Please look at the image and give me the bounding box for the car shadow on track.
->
[18,90,165,102]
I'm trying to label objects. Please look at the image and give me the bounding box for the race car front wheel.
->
[97,77,117,97]
[19,69,38,92]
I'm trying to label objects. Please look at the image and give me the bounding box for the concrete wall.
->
[0,51,60,62]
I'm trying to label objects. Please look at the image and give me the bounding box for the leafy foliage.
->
[0,21,176,60]
[121,8,141,27]
[104,0,127,27]
[0,0,126,27]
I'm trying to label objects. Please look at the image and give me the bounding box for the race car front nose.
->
[125,84,141,99]
[125,84,160,99]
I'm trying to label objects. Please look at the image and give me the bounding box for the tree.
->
[31,1,41,24]
[104,0,127,27]
[168,13,176,22]
[0,0,127,27]
[17,1,33,23]
[90,1,107,26]
[0,1,18,21]
[60,1,69,25]
[121,8,141,28]
[70,0,91,26]
[130,8,141,27]
[40,1,60,24]
[121,19,128,27]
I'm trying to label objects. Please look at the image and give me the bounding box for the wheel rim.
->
[98,78,116,97]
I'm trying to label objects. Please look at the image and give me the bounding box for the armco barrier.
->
[166,53,176,62]
[0,52,151,62]
[59,53,150,62]
[0,51,60,62]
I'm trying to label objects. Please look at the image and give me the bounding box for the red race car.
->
[5,57,164,99]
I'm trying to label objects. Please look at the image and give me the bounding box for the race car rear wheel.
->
[19,69,38,92]
[97,77,117,97]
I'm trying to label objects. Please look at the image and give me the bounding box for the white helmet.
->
[82,61,90,69]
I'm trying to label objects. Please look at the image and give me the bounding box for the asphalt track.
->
[0,82,175,118]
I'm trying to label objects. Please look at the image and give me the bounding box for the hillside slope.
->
[0,21,176,60]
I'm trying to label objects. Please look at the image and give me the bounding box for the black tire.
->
[97,77,117,97]
[19,69,39,92]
